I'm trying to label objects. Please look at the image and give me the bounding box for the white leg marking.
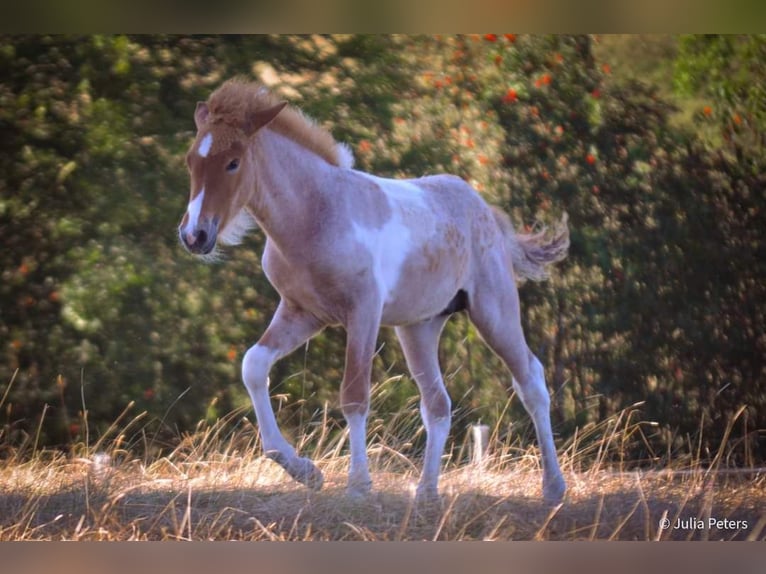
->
[513,354,566,502]
[242,343,324,490]
[418,408,450,498]
[345,411,372,495]
[198,133,213,157]
[242,344,292,456]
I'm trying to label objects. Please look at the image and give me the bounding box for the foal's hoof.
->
[543,474,566,504]
[267,452,324,491]
[346,479,373,500]
[414,485,442,507]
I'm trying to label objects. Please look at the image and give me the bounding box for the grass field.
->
[0,395,763,541]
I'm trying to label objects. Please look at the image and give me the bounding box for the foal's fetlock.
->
[266,451,324,491]
[542,472,566,504]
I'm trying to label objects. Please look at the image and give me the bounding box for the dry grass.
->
[0,388,763,541]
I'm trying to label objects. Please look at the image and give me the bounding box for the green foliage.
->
[1,35,763,465]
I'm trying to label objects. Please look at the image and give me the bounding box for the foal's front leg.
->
[341,307,382,498]
[242,301,325,490]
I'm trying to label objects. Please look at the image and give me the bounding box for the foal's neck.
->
[248,129,338,244]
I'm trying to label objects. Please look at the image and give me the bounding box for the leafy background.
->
[1,35,764,465]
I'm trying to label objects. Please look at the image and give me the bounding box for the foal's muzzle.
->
[180,218,219,255]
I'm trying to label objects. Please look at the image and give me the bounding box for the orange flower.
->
[358,139,372,153]
[11,340,22,351]
[602,63,611,74]
[535,74,551,88]
[586,153,596,165]
[484,34,498,42]
[48,291,60,303]
[732,113,742,125]
[703,105,712,117]
[227,346,237,361]
[502,88,517,103]
[554,53,564,64]
[504,34,517,43]
[478,154,489,165]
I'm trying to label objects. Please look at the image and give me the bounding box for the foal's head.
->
[178,97,286,256]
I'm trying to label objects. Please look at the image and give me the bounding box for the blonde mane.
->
[205,78,353,169]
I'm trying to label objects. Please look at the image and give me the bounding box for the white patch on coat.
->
[351,176,429,303]
[358,172,427,207]
[198,133,213,157]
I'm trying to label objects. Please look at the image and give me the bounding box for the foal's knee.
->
[242,344,278,390]
[421,387,451,427]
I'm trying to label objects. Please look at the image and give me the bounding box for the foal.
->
[178,79,569,503]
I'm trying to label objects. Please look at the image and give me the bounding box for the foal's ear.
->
[195,102,210,130]
[243,102,287,136]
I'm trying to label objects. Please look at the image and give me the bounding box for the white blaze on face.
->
[185,188,205,234]
[198,133,213,158]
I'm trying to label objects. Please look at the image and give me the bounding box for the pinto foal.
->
[179,79,569,503]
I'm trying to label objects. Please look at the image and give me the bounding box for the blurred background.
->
[1,35,764,464]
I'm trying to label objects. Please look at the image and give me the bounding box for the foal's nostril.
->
[195,228,208,246]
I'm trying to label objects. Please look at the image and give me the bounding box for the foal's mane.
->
[206,78,353,169]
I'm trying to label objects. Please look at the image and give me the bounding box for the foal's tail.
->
[491,207,570,282]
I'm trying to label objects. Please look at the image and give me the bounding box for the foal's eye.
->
[226,158,240,173]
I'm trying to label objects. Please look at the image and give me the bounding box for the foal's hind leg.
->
[468,271,566,503]
[396,316,451,502]
[340,305,383,498]
[242,301,325,490]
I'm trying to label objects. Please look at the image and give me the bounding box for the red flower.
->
[602,63,611,74]
[494,54,503,66]
[484,34,498,42]
[143,388,155,401]
[504,34,517,43]
[502,88,517,103]
[586,153,596,165]
[591,88,601,99]
[703,105,712,117]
